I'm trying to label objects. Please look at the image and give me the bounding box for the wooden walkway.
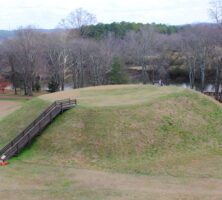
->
[0,99,77,161]
[204,92,222,103]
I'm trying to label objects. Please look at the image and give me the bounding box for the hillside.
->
[1,85,222,200]
[1,85,222,177]
[0,98,50,147]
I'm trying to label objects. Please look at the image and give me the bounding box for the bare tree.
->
[86,40,113,85]
[59,8,97,38]
[0,39,20,94]
[67,37,113,88]
[209,0,222,99]
[0,27,46,96]
[124,27,162,84]
[14,27,44,96]
[209,45,222,100]
[181,25,214,92]
[181,29,198,89]
[213,58,222,100]
[68,39,88,88]
[209,0,222,24]
[44,31,70,91]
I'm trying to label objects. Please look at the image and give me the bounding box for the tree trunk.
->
[24,83,28,96]
[188,58,196,89]
[215,60,222,100]
[189,70,194,89]
[80,68,85,88]
[27,86,33,96]
[200,64,205,93]
[142,65,149,84]
[152,66,155,84]
[27,79,33,96]
[24,78,33,96]
[9,56,17,95]
[219,86,222,102]
[61,72,65,91]
[14,87,17,95]
[72,68,78,89]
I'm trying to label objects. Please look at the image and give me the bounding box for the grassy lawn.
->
[1,85,222,199]
[0,98,29,102]
[1,161,222,200]
[0,89,48,97]
[0,98,50,148]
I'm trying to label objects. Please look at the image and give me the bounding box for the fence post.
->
[61,102,63,113]
[27,133,30,144]
[50,111,52,121]
[39,122,41,132]
[16,144,19,155]
[0,99,77,160]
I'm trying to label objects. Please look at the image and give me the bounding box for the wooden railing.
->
[204,92,222,102]
[0,99,77,161]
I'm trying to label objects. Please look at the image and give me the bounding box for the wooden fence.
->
[0,99,77,161]
[203,92,222,103]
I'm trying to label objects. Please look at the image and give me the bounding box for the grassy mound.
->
[0,98,50,147]
[1,85,222,177]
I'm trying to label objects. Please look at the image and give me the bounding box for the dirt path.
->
[0,101,22,119]
[0,95,32,100]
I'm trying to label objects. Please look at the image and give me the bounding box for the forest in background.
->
[0,23,179,41]
[0,1,221,101]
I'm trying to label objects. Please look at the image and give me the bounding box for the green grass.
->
[3,161,222,200]
[0,98,50,148]
[1,85,222,200]
[0,98,29,102]
[1,85,221,178]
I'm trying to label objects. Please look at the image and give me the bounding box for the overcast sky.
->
[0,0,212,30]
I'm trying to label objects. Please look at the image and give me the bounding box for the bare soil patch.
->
[0,95,32,100]
[0,101,22,119]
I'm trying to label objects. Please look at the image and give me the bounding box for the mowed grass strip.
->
[0,98,29,102]
[1,161,222,200]
[40,84,184,106]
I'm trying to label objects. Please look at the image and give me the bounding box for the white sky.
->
[0,0,212,30]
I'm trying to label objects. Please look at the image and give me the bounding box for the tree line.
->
[0,4,221,101]
[80,22,180,40]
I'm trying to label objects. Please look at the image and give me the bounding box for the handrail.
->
[3,106,60,159]
[204,92,222,102]
[0,102,57,156]
[0,98,77,160]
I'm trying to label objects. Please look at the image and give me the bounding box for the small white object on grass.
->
[0,154,6,161]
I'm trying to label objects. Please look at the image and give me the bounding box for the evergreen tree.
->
[48,77,60,93]
[108,57,129,84]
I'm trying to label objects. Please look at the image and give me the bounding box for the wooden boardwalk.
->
[204,92,222,103]
[0,99,77,161]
